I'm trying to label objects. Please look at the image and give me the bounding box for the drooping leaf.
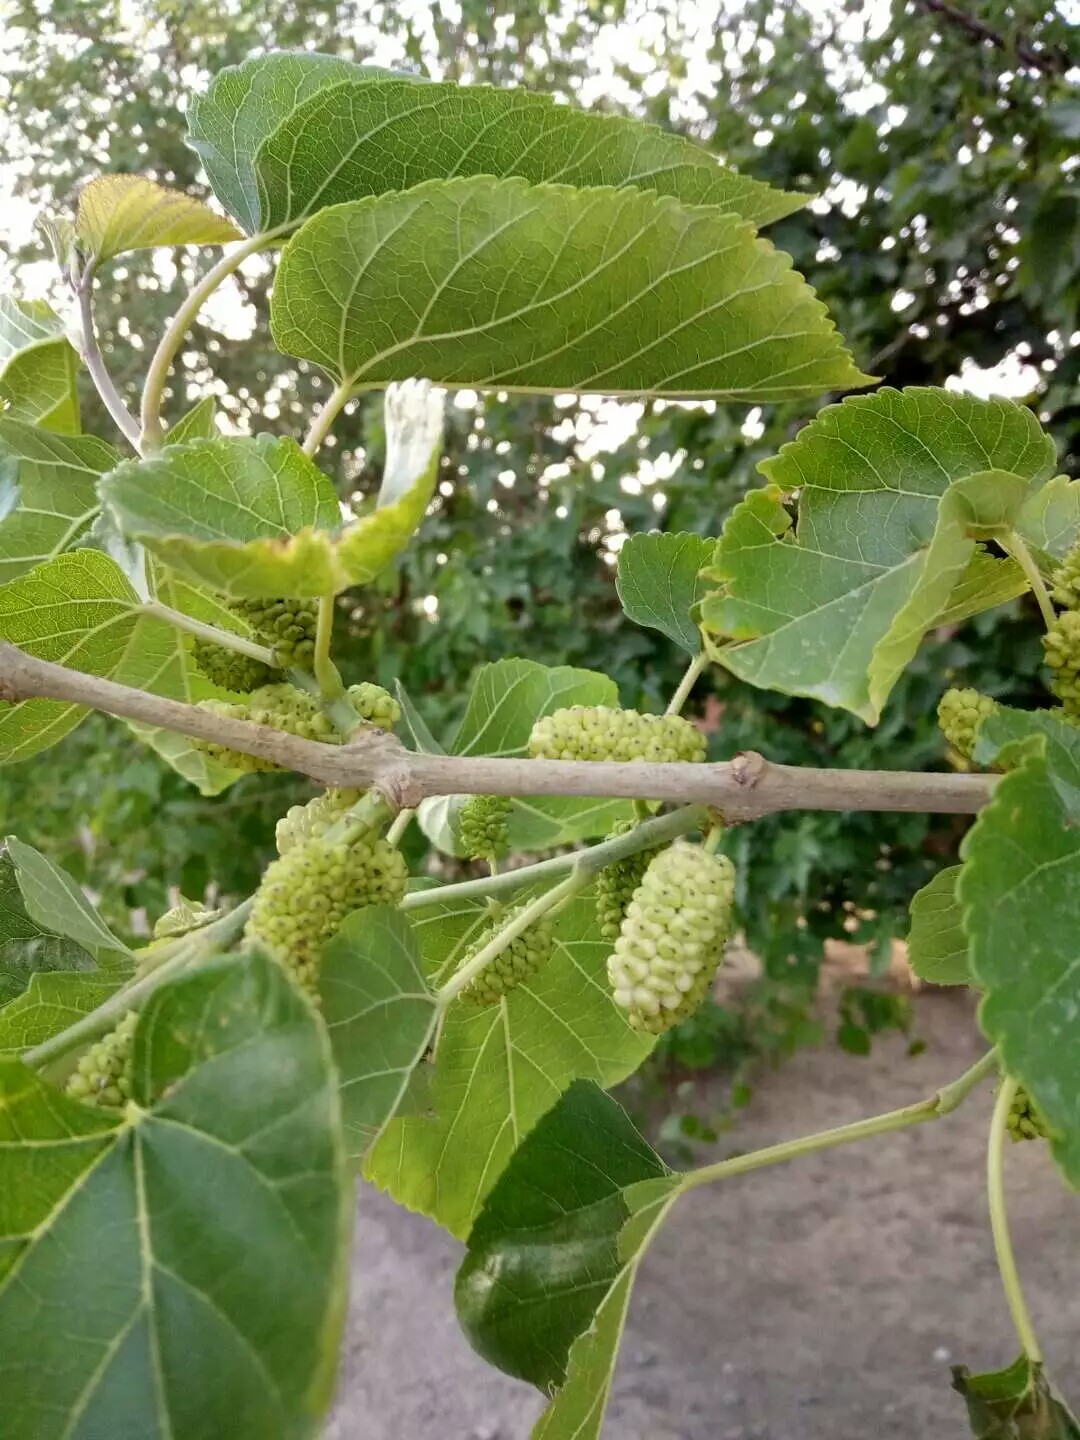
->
[701,389,1058,721]
[416,657,631,856]
[271,177,871,403]
[3,836,131,962]
[0,971,123,1055]
[456,1081,673,1392]
[0,419,115,583]
[961,749,1080,1189]
[934,551,1028,627]
[952,1355,1080,1438]
[615,531,715,654]
[167,393,218,444]
[319,905,437,1164]
[365,893,652,1237]
[0,950,350,1438]
[0,851,94,1004]
[906,866,970,986]
[1015,473,1080,567]
[75,174,241,262]
[0,297,80,435]
[188,54,802,235]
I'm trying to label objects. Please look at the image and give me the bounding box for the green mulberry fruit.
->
[65,1010,138,1109]
[190,637,275,693]
[231,597,318,669]
[194,683,339,772]
[275,788,363,855]
[456,902,554,1007]
[1044,612,1080,715]
[152,898,225,940]
[607,842,736,1034]
[937,688,998,760]
[1050,542,1080,612]
[347,682,400,732]
[245,832,408,994]
[594,821,661,941]
[1006,1085,1049,1143]
[528,706,706,764]
[459,794,511,861]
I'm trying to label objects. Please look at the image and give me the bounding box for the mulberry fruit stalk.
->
[937,688,998,761]
[594,820,660,941]
[245,832,408,994]
[65,1010,138,1108]
[456,901,554,1007]
[608,842,735,1034]
[459,794,511,861]
[528,706,706,763]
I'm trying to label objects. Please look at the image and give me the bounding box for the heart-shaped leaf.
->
[616,531,715,654]
[0,950,350,1439]
[271,176,870,403]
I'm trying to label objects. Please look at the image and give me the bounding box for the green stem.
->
[22,898,254,1069]
[666,651,708,717]
[76,259,142,451]
[140,601,277,666]
[139,230,284,450]
[313,592,346,699]
[386,808,415,847]
[989,1077,1043,1362]
[401,804,710,913]
[436,872,585,1006]
[302,379,353,457]
[1005,530,1057,632]
[680,1048,1000,1195]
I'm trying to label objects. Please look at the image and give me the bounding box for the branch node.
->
[374,763,424,810]
[732,750,767,788]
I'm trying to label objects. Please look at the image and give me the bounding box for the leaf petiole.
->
[988,1077,1043,1362]
[1003,530,1056,632]
[140,600,278,666]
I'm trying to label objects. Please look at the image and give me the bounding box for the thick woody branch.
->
[0,643,997,819]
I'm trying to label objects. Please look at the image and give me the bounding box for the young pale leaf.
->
[365,894,652,1237]
[166,393,218,444]
[701,389,1058,721]
[0,950,350,1439]
[456,1080,673,1392]
[394,679,446,755]
[271,177,870,403]
[75,174,241,263]
[906,866,970,986]
[615,531,715,654]
[952,1355,1080,1438]
[0,971,122,1054]
[1015,473,1080,566]
[319,905,437,1164]
[0,419,115,583]
[416,657,631,856]
[961,751,1080,1189]
[0,851,95,1004]
[4,836,131,962]
[187,53,802,235]
[0,297,80,435]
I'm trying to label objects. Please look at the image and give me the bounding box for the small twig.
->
[74,260,143,450]
[0,644,999,818]
[141,601,278,666]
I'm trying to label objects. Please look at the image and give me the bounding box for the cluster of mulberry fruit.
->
[194,681,398,772]
[528,706,706,765]
[937,688,998,761]
[1043,613,1080,716]
[190,596,319,693]
[1006,1084,1049,1143]
[190,638,274,694]
[456,901,554,1007]
[275,788,363,855]
[245,831,408,994]
[594,820,660,941]
[65,1010,138,1109]
[459,794,511,861]
[347,682,400,732]
[607,842,735,1034]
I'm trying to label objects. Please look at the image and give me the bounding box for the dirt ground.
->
[328,989,1080,1440]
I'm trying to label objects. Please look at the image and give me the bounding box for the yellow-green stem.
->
[989,1077,1043,1362]
[386,808,414,847]
[141,601,277,666]
[303,379,353,457]
[1005,530,1057,632]
[666,651,708,716]
[140,231,283,450]
[313,592,345,699]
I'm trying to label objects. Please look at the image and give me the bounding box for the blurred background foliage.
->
[0,0,1076,1085]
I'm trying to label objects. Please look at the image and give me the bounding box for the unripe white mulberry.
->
[607,842,735,1034]
[347,682,400,732]
[1050,543,1080,612]
[459,795,511,861]
[937,688,998,760]
[190,638,274,693]
[245,833,408,994]
[1006,1085,1049,1143]
[594,821,660,941]
[528,706,706,764]
[231,597,318,668]
[457,902,554,1007]
[1044,612,1080,715]
[194,683,338,772]
[65,1010,138,1108]
[275,788,363,855]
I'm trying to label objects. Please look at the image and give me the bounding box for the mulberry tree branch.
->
[0,642,997,820]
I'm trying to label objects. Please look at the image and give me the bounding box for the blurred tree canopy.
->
[0,1,1076,1004]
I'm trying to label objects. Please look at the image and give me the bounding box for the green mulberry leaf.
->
[0,419,116,583]
[615,531,715,654]
[0,298,80,435]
